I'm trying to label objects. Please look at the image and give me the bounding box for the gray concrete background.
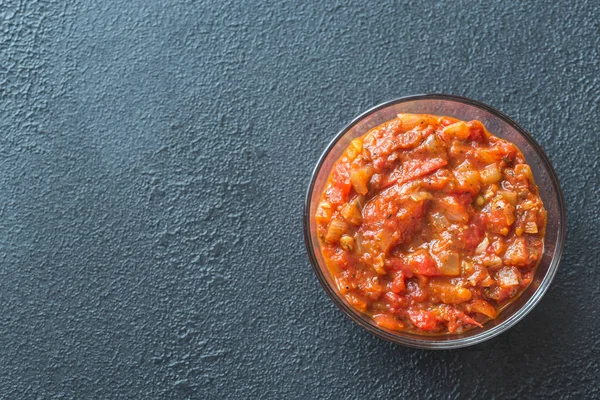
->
[0,0,598,398]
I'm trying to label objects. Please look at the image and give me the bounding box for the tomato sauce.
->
[315,114,547,334]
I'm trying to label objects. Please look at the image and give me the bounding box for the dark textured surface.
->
[0,0,598,398]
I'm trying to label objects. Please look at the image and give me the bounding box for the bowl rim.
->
[303,93,567,349]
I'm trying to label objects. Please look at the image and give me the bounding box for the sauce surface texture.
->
[316,114,547,334]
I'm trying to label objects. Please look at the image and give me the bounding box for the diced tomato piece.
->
[406,280,428,302]
[401,157,449,185]
[324,185,340,204]
[406,251,440,276]
[408,309,440,331]
[485,285,518,303]
[332,163,351,196]
[384,256,405,271]
[443,305,483,332]
[391,271,406,293]
[520,270,533,287]
[466,120,487,142]
[383,157,448,188]
[458,223,485,251]
[382,291,407,312]
[483,197,515,235]
[437,195,470,223]
[454,193,473,206]
[421,168,452,190]
[329,248,352,270]
[497,141,519,163]
[360,275,384,300]
[390,200,427,243]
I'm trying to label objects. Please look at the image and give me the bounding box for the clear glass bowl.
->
[303,94,566,349]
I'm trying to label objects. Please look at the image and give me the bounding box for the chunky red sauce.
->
[316,114,547,334]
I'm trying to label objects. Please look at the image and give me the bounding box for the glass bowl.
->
[303,94,566,349]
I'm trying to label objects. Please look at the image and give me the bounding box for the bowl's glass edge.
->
[303,93,567,349]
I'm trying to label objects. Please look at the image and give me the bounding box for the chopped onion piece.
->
[375,229,397,254]
[515,164,533,183]
[325,218,348,244]
[319,201,332,209]
[315,202,333,224]
[524,222,538,233]
[476,148,500,164]
[345,138,364,161]
[410,191,433,201]
[475,237,490,255]
[503,202,516,226]
[491,239,507,255]
[442,121,469,140]
[480,164,502,184]
[345,146,359,161]
[350,138,363,153]
[335,274,354,294]
[345,293,367,311]
[478,255,503,269]
[396,113,439,131]
[373,254,386,275]
[470,299,497,319]
[445,208,468,223]
[431,213,449,233]
[354,195,367,209]
[498,190,517,205]
[354,233,363,255]
[496,266,520,287]
[461,260,475,275]
[454,160,481,193]
[340,201,362,225]
[483,184,498,200]
[434,251,460,276]
[350,165,374,195]
[488,256,503,269]
[503,238,528,267]
[421,133,445,157]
